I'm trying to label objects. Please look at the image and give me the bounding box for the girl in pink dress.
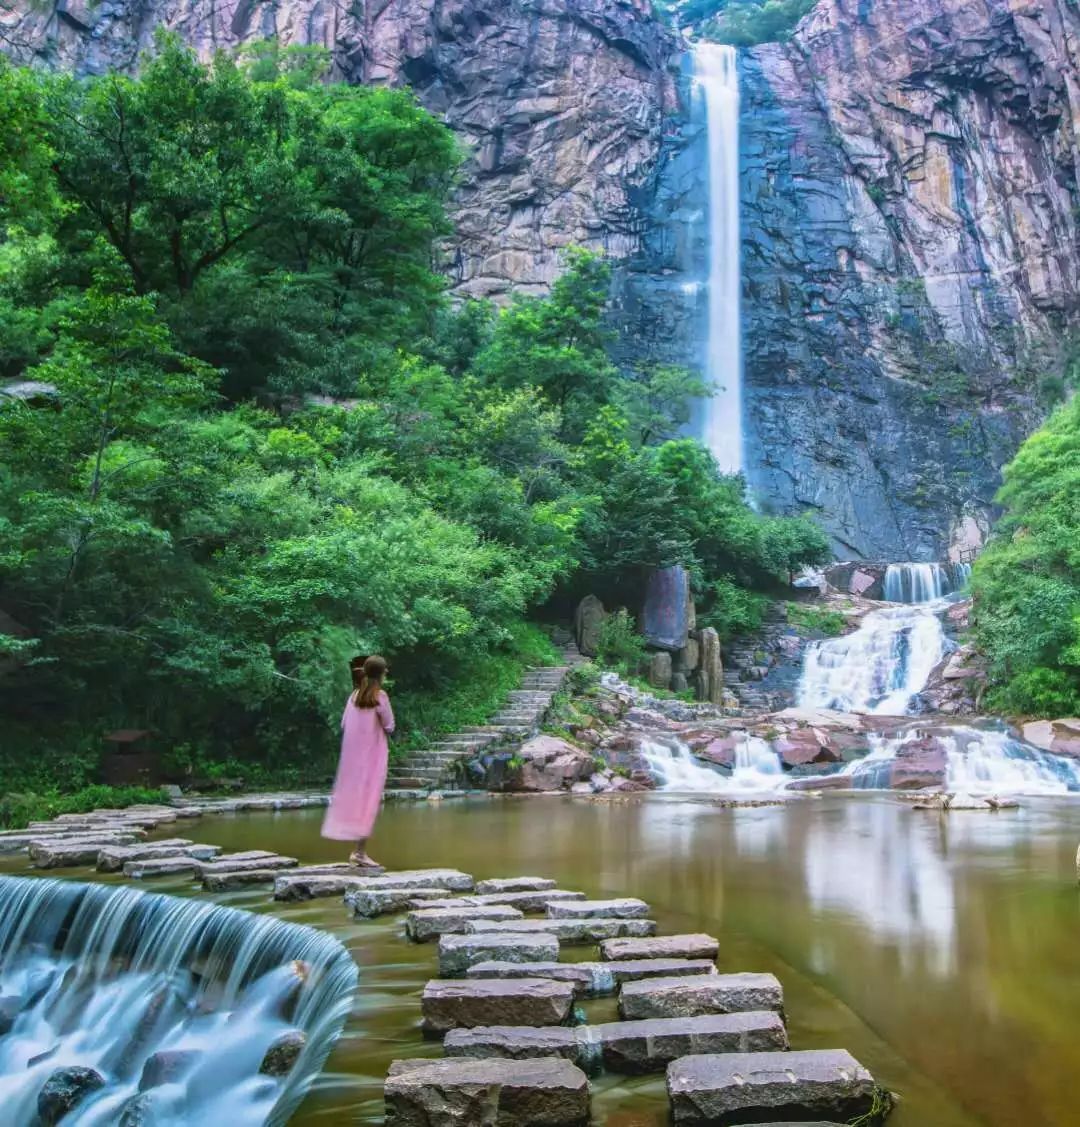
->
[321,655,394,868]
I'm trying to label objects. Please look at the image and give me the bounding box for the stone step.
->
[666,1050,890,1125]
[385,1058,589,1127]
[600,934,720,962]
[444,1011,788,1074]
[198,852,298,876]
[382,777,431,790]
[438,932,561,978]
[546,898,650,920]
[28,834,148,867]
[97,841,221,872]
[406,905,524,942]
[619,973,784,1020]
[347,887,451,918]
[125,849,283,880]
[476,877,558,895]
[465,958,718,997]
[420,977,575,1036]
[278,867,472,902]
[410,890,584,913]
[467,918,656,944]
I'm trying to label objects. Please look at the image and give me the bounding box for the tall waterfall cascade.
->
[694,43,743,474]
[0,877,357,1126]
[798,562,971,715]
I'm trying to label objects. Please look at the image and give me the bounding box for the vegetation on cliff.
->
[667,0,815,45]
[0,41,827,796]
[972,396,1080,715]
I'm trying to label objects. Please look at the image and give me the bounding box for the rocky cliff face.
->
[7,0,1080,559]
[3,0,678,300]
[738,0,1080,558]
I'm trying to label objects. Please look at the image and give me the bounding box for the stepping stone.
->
[409,890,585,913]
[346,887,448,918]
[29,836,145,868]
[466,958,718,996]
[276,867,472,902]
[385,1057,589,1127]
[475,877,557,895]
[444,1011,787,1074]
[467,918,656,943]
[197,852,298,876]
[666,1050,891,1125]
[420,978,575,1036]
[546,898,650,920]
[97,841,220,872]
[439,932,560,978]
[406,905,524,942]
[275,873,386,901]
[620,974,784,1020]
[601,934,720,962]
[203,861,356,891]
[126,849,280,879]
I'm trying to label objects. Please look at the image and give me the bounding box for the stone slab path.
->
[1,798,894,1125]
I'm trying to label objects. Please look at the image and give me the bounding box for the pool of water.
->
[6,793,1080,1125]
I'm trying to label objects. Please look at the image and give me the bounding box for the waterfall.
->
[797,602,947,714]
[831,728,1080,795]
[694,43,743,474]
[0,877,357,1126]
[642,734,785,793]
[883,562,971,603]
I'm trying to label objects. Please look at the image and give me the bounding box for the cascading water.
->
[642,734,785,793]
[0,877,357,1126]
[693,43,743,474]
[883,562,971,603]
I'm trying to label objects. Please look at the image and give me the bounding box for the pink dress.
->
[321,691,395,841]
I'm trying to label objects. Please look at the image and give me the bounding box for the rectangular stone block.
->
[438,932,560,978]
[278,868,474,902]
[444,1025,582,1063]
[465,958,718,997]
[467,918,656,943]
[475,877,558,894]
[97,841,220,872]
[595,1012,788,1074]
[197,853,297,876]
[406,905,524,942]
[385,1057,589,1127]
[667,1050,890,1125]
[421,978,575,1037]
[124,856,202,878]
[546,898,650,920]
[600,934,720,962]
[31,836,143,868]
[202,868,288,891]
[620,974,783,1020]
[347,887,449,918]
[410,890,585,913]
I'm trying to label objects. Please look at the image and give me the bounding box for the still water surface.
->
[8,793,1080,1125]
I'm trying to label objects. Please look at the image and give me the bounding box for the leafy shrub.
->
[700,577,770,638]
[787,602,848,637]
[596,610,647,673]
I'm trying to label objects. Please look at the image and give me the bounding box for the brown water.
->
[7,793,1080,1125]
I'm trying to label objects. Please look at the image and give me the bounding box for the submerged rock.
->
[38,1066,106,1125]
[259,1030,307,1077]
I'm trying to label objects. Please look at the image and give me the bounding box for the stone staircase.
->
[721,604,797,712]
[384,647,585,793]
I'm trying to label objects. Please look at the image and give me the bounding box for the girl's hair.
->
[351,654,388,709]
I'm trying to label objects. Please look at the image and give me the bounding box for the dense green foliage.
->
[0,43,827,796]
[972,396,1080,715]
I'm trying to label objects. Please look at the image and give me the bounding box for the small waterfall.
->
[797,603,947,714]
[693,43,743,474]
[883,562,971,603]
[642,735,785,793]
[0,877,357,1126]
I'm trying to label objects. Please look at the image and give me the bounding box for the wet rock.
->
[773,729,843,768]
[118,1092,156,1127]
[503,736,595,793]
[643,566,691,652]
[409,890,584,913]
[1023,717,1080,759]
[385,1057,589,1127]
[667,1049,891,1124]
[574,595,606,658]
[445,1024,581,1063]
[139,1049,197,1090]
[647,651,673,690]
[466,962,599,997]
[620,973,783,1020]
[467,917,656,943]
[546,898,650,920]
[97,841,220,872]
[475,877,558,895]
[346,887,448,918]
[197,852,298,876]
[0,993,22,1035]
[420,978,575,1036]
[38,1066,106,1124]
[406,905,524,942]
[201,868,292,891]
[30,835,144,868]
[278,868,473,902]
[259,1030,307,1076]
[601,934,719,962]
[438,932,561,978]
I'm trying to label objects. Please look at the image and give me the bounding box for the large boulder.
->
[1022,718,1080,759]
[647,651,672,690]
[887,735,948,789]
[642,566,691,652]
[38,1067,106,1125]
[773,728,844,768]
[508,736,594,793]
[573,595,606,658]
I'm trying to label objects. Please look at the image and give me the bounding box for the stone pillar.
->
[698,627,723,704]
[641,566,690,651]
[646,651,672,690]
[573,595,606,657]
